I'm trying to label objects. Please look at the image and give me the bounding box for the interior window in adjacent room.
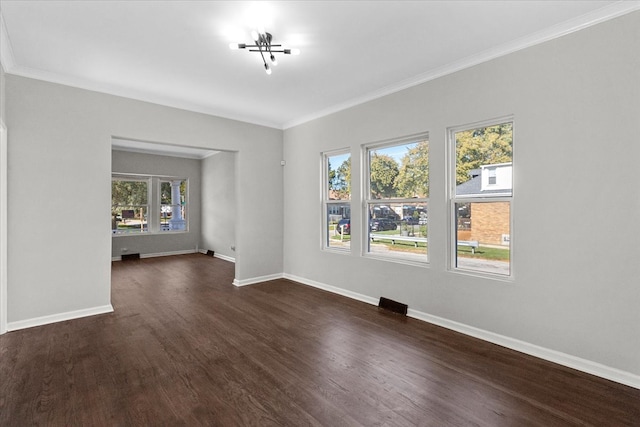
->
[111,176,149,234]
[112,174,188,235]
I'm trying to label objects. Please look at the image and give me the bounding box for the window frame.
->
[447,117,514,279]
[362,132,429,266]
[322,149,351,252]
[112,173,189,236]
[159,178,188,232]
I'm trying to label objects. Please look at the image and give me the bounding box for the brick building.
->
[456,163,512,246]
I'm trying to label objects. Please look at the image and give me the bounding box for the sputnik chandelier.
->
[229,29,300,75]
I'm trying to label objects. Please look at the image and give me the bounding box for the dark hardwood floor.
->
[1,254,638,426]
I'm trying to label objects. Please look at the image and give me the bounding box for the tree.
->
[328,157,351,199]
[395,141,429,198]
[334,157,351,199]
[370,154,399,198]
[455,123,512,185]
[111,180,148,227]
[111,180,148,207]
[327,159,336,192]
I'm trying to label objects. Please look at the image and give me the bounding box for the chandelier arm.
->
[258,48,268,67]
[230,30,297,73]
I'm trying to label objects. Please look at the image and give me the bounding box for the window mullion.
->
[148,177,159,233]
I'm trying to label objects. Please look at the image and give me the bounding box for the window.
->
[450,119,513,276]
[364,134,429,263]
[488,167,497,185]
[160,179,187,231]
[111,177,149,234]
[323,151,351,250]
[112,175,188,235]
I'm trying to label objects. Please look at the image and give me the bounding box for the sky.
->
[328,141,420,173]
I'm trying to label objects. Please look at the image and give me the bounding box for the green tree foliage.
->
[395,141,429,198]
[327,159,336,191]
[370,154,399,198]
[329,157,351,199]
[111,180,148,206]
[455,123,512,185]
[161,182,171,204]
[160,180,187,205]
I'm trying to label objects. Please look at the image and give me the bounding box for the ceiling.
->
[1,1,638,130]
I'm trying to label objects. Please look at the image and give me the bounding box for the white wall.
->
[283,11,640,379]
[0,62,6,334]
[111,150,202,259]
[0,63,5,123]
[201,151,237,261]
[5,76,283,326]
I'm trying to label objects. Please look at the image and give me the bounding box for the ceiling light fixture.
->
[229,29,300,75]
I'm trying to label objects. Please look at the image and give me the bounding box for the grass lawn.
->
[456,245,509,261]
[329,225,509,261]
[330,234,351,242]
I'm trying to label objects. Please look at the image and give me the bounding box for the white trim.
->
[362,133,430,264]
[197,249,236,263]
[2,5,637,131]
[283,274,379,306]
[112,248,198,261]
[283,2,640,129]
[214,253,235,263]
[322,148,352,251]
[5,63,282,129]
[284,274,640,389]
[447,117,514,279]
[233,273,284,287]
[407,309,640,390]
[0,121,7,334]
[7,304,114,332]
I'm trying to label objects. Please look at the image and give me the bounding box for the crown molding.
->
[3,63,283,130]
[282,1,640,129]
[2,3,638,130]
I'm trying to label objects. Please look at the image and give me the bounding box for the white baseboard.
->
[113,249,198,261]
[283,273,379,306]
[7,304,114,332]
[214,253,235,263]
[406,309,640,390]
[233,273,284,287]
[284,274,640,390]
[140,249,197,259]
[198,249,236,263]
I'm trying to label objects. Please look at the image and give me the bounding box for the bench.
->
[369,235,479,253]
[457,240,479,254]
[370,234,427,248]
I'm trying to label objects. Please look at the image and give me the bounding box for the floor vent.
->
[121,253,141,261]
[206,250,215,257]
[378,297,408,316]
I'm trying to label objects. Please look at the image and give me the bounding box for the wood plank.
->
[0,254,638,425]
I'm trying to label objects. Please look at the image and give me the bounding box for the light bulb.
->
[290,48,301,56]
[264,63,272,75]
[270,54,278,65]
[251,30,259,41]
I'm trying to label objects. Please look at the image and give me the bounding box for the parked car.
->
[370,218,397,232]
[402,216,420,225]
[336,218,351,235]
